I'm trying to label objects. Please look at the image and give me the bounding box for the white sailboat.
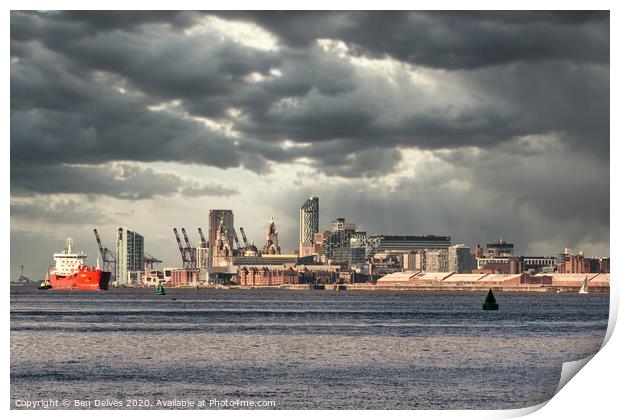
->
[579,276,589,294]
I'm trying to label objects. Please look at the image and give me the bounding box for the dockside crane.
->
[181,228,197,269]
[232,228,243,250]
[239,227,250,248]
[197,227,208,249]
[144,253,162,269]
[173,228,193,269]
[93,229,116,281]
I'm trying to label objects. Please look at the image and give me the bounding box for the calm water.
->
[10,287,609,409]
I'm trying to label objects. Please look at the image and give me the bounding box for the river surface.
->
[10,287,609,409]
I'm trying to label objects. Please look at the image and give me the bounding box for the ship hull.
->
[50,269,110,291]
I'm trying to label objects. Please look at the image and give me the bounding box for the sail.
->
[579,277,589,294]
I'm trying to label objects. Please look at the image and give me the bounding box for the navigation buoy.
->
[483,289,499,310]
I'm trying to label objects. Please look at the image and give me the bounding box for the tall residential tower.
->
[116,226,144,285]
[299,196,319,256]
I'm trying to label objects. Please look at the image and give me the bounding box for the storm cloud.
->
[10,11,609,280]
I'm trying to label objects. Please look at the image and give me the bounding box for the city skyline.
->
[10,11,610,280]
[9,195,609,281]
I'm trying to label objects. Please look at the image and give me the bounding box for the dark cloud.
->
[436,140,610,227]
[9,11,609,279]
[465,61,610,157]
[217,11,609,69]
[11,11,609,175]
[271,144,609,257]
[11,163,238,199]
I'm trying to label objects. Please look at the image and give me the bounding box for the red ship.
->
[47,238,110,291]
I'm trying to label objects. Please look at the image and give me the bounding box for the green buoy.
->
[155,284,166,295]
[483,289,498,310]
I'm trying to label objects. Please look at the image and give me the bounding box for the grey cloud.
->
[436,139,610,226]
[216,11,609,69]
[11,11,609,181]
[464,61,610,157]
[11,163,239,199]
[11,197,111,225]
[182,183,238,197]
[9,10,609,270]
[271,146,608,257]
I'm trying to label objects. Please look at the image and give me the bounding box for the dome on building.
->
[244,241,259,257]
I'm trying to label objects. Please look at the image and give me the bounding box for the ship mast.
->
[66,237,73,254]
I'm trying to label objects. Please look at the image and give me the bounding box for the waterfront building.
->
[233,254,299,266]
[475,256,524,274]
[522,256,556,273]
[212,219,233,267]
[350,231,368,265]
[330,217,357,248]
[263,218,281,254]
[237,265,300,286]
[369,254,403,280]
[599,257,610,273]
[299,197,319,256]
[208,210,234,265]
[318,218,365,266]
[170,268,199,287]
[116,226,144,285]
[196,246,209,269]
[425,249,449,272]
[330,246,350,265]
[244,241,260,257]
[295,264,340,284]
[476,257,510,273]
[299,231,326,258]
[400,251,422,271]
[448,244,473,273]
[367,235,451,258]
[559,254,607,273]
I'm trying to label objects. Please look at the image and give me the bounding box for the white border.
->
[4,2,616,419]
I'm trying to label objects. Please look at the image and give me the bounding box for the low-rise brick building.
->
[237,265,300,286]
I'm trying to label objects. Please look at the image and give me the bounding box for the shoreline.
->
[225,284,610,293]
[11,284,610,293]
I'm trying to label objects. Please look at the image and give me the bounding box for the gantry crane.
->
[239,227,250,248]
[144,253,162,269]
[173,228,197,269]
[197,227,208,249]
[93,229,116,280]
[173,228,195,269]
[181,228,197,267]
[232,228,243,250]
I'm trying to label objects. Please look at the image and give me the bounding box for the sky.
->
[10,11,609,280]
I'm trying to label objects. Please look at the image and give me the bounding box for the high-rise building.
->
[330,217,357,247]
[424,249,449,272]
[209,210,234,265]
[116,226,144,285]
[350,231,367,265]
[299,196,319,255]
[448,244,473,273]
